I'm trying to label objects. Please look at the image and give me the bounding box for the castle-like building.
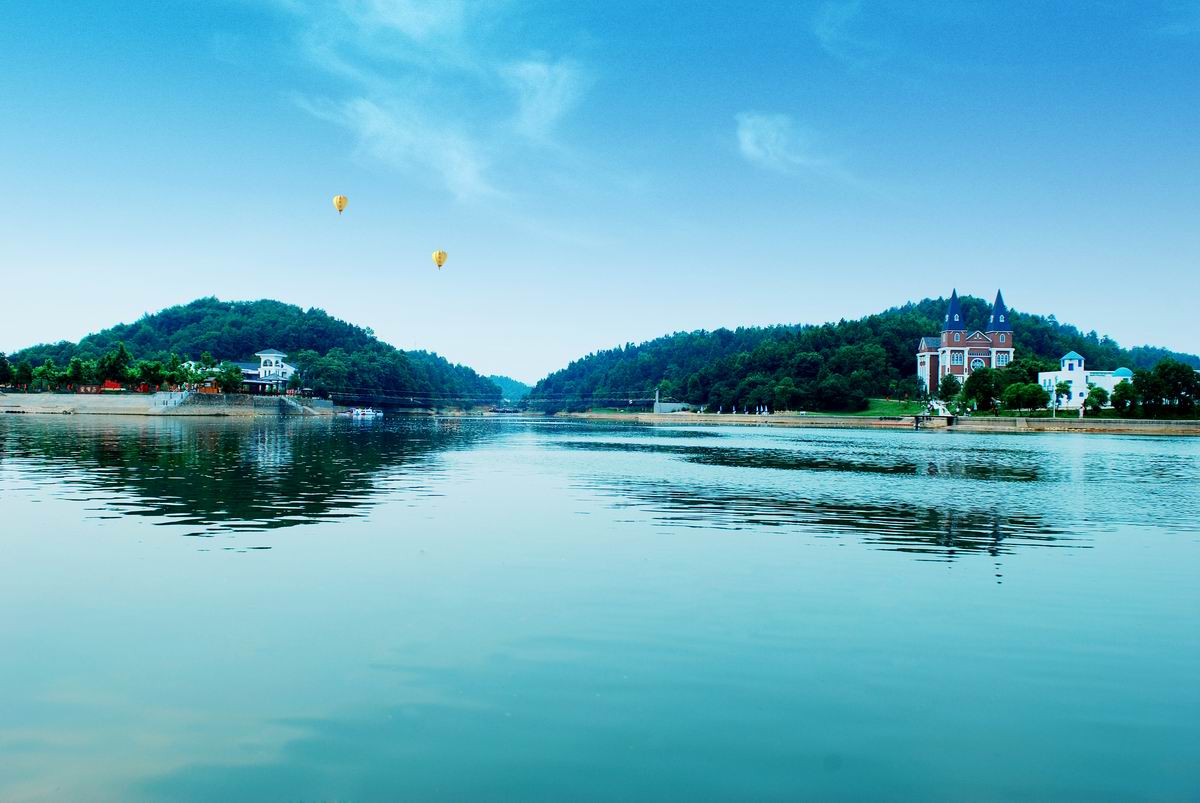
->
[916,290,1015,394]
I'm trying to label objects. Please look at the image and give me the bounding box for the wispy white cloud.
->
[341,0,467,41]
[297,95,497,201]
[502,58,589,141]
[736,112,847,179]
[274,0,590,200]
[812,0,890,68]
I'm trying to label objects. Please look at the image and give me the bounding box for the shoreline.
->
[559,411,1200,436]
[4,394,1198,435]
[0,392,337,418]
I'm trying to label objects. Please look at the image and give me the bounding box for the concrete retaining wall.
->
[0,392,332,417]
[951,416,1200,436]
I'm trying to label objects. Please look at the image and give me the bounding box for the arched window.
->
[1000,315,1005,322]
[954,314,960,321]
[999,334,1006,343]
[954,333,961,342]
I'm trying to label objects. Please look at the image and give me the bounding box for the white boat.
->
[349,407,383,418]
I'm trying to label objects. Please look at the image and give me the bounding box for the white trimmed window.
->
[970,357,985,370]
[997,353,1010,366]
[954,333,961,342]
[951,352,964,365]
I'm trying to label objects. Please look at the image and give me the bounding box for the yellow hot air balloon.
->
[332,195,348,214]
[432,250,447,270]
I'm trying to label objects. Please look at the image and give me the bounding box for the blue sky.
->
[1,1,1197,381]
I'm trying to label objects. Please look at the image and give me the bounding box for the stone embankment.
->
[949,416,1200,436]
[0,392,337,417]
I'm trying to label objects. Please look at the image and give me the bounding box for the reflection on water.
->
[586,477,1073,561]
[558,439,1046,481]
[0,415,494,537]
[2,417,1200,801]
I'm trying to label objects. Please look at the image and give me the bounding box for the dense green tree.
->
[32,358,61,391]
[0,353,12,386]
[1110,380,1137,416]
[962,368,997,411]
[97,342,134,384]
[937,374,962,404]
[15,360,33,388]
[1003,383,1049,413]
[214,362,245,393]
[1133,369,1164,417]
[1084,385,1110,416]
[1153,358,1198,413]
[528,293,1196,414]
[1051,380,1071,417]
[773,377,799,410]
[66,357,87,386]
[5,298,500,406]
[164,353,185,386]
[136,360,167,389]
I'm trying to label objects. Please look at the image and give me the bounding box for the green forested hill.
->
[5,298,501,405]
[530,295,1199,412]
[487,375,532,401]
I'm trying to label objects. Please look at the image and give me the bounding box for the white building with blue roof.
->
[1037,352,1133,410]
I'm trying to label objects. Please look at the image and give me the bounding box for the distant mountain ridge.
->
[530,295,1199,412]
[6,297,501,405]
[487,375,532,401]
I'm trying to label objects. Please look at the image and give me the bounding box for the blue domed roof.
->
[1113,367,1133,378]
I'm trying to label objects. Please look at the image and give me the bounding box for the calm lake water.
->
[1,415,1197,801]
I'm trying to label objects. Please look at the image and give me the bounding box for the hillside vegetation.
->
[487,375,532,401]
[530,295,1199,413]
[3,298,501,405]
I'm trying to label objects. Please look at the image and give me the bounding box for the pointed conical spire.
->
[987,290,1012,332]
[942,289,965,332]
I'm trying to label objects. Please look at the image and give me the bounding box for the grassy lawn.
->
[839,398,928,417]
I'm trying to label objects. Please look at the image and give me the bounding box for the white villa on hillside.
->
[1037,351,1133,410]
[182,348,297,393]
[240,349,296,393]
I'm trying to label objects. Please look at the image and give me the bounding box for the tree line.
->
[1,344,258,393]
[3,297,502,405]
[942,358,1198,418]
[529,295,1199,414]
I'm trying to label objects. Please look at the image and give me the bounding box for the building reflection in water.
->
[0,416,494,537]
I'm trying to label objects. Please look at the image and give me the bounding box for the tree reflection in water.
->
[0,416,493,536]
